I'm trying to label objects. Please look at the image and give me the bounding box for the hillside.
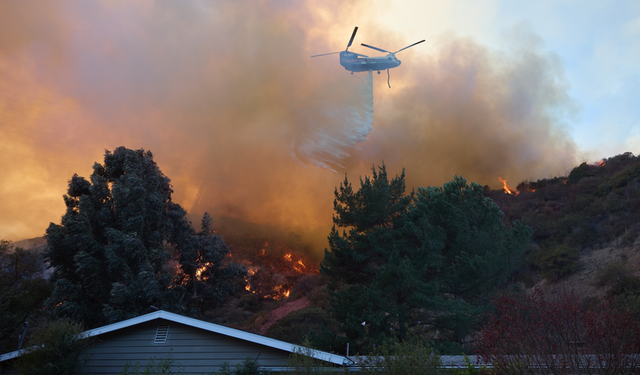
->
[486,151,640,293]
[7,152,640,354]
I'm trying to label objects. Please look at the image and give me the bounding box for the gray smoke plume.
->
[0,2,578,254]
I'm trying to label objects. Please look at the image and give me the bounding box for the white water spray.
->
[292,70,374,171]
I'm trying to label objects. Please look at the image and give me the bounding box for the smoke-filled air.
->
[0,1,579,254]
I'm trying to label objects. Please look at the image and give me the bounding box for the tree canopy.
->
[321,166,531,352]
[45,147,244,328]
[0,240,51,352]
[410,176,532,345]
[321,165,426,348]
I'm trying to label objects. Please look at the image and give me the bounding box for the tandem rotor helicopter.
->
[311,26,424,87]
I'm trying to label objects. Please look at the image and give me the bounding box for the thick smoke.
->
[354,30,579,189]
[0,2,578,254]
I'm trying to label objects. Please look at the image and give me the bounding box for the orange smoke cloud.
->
[0,2,577,255]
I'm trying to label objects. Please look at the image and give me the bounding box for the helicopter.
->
[311,26,424,82]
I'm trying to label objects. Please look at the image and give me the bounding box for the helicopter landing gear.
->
[377,71,381,74]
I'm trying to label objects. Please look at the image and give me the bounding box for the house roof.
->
[0,310,352,366]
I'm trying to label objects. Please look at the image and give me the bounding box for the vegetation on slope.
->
[487,152,640,283]
[3,150,640,363]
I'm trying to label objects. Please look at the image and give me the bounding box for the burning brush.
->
[228,237,318,301]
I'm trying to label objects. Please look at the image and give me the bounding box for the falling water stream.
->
[292,70,374,171]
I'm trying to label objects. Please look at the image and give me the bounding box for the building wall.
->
[82,319,292,375]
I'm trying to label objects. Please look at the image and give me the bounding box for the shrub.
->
[451,355,489,375]
[287,340,335,375]
[357,338,441,375]
[477,289,640,375]
[533,244,579,281]
[265,306,337,345]
[234,357,262,375]
[119,354,185,375]
[237,293,265,313]
[594,261,630,288]
[16,319,91,375]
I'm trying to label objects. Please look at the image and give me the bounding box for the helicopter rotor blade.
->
[311,51,342,58]
[346,27,358,50]
[394,40,425,54]
[360,43,391,54]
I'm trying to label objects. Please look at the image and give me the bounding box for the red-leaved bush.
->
[476,289,640,375]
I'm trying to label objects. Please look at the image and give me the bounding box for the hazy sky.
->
[0,1,638,252]
[378,0,640,155]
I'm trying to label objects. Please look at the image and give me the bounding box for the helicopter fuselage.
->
[339,51,401,72]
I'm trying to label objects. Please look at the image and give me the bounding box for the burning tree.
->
[171,212,246,307]
[46,147,244,328]
[477,289,640,375]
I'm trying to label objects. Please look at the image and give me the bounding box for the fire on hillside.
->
[499,176,519,195]
[166,233,318,301]
[229,237,318,300]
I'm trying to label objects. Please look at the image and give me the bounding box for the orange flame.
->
[195,262,213,281]
[594,160,606,167]
[232,235,318,301]
[498,176,518,195]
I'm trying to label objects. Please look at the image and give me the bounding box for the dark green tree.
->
[410,176,532,346]
[321,168,532,352]
[321,164,433,350]
[172,212,245,306]
[0,240,52,352]
[45,147,244,328]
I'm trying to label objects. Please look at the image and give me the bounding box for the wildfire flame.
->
[498,176,519,195]
[195,262,213,281]
[594,160,606,167]
[231,236,317,301]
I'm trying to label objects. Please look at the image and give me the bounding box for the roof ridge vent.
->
[154,324,169,344]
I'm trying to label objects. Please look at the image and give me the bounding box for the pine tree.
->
[320,164,430,349]
[321,169,532,352]
[45,147,244,327]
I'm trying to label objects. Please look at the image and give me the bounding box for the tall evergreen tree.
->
[321,168,532,352]
[410,176,532,346]
[321,164,431,349]
[46,147,244,328]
